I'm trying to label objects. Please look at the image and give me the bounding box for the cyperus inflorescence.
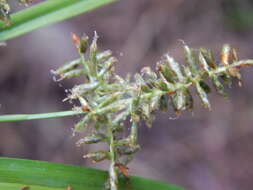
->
[53,32,253,190]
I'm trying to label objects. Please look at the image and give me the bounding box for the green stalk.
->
[130,121,138,145]
[0,0,117,41]
[0,110,84,122]
[108,122,118,190]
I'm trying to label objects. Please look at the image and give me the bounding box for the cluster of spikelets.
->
[53,32,253,190]
[0,0,33,24]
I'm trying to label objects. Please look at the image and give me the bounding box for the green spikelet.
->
[183,43,198,75]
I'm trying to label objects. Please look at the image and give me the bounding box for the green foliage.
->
[0,157,183,190]
[52,33,253,190]
[0,0,117,41]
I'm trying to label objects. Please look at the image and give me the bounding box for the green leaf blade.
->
[0,0,117,41]
[0,158,185,190]
[0,182,62,190]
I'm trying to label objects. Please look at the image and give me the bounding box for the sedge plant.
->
[50,32,253,190]
[1,32,253,189]
[1,1,253,190]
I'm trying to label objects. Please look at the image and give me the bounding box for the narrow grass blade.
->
[0,0,117,41]
[0,158,185,190]
[0,110,83,122]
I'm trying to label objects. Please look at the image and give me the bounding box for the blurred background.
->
[1,0,253,190]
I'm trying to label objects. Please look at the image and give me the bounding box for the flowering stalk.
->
[52,32,253,190]
[108,119,118,190]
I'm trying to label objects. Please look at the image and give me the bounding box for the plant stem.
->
[108,117,118,190]
[0,110,84,123]
[131,121,138,144]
